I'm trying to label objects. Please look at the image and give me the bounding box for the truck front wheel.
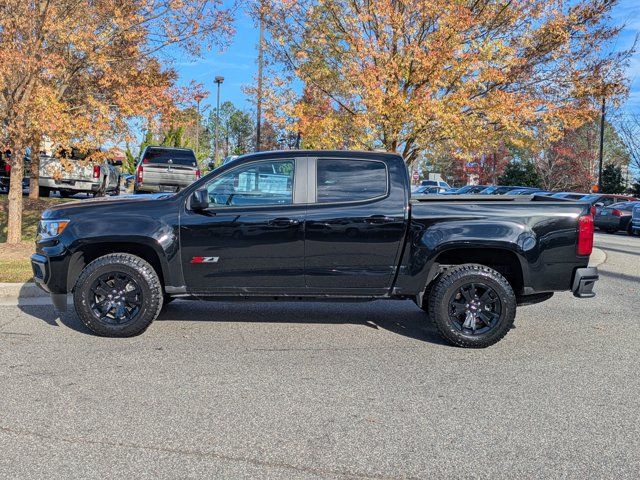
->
[73,253,163,337]
[427,264,516,348]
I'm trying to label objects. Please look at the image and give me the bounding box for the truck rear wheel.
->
[427,264,516,348]
[73,253,163,337]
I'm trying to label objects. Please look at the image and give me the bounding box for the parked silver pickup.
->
[39,149,121,197]
[134,146,200,194]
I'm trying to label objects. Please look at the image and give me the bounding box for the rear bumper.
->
[135,183,189,193]
[39,177,100,192]
[572,267,599,298]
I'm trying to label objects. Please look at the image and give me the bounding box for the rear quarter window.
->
[316,159,387,203]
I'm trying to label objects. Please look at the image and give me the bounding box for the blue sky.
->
[169,8,260,114]
[169,1,640,118]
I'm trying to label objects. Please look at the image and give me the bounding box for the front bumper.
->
[31,253,67,311]
[572,267,599,298]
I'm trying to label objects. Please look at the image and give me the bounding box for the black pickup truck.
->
[31,150,598,347]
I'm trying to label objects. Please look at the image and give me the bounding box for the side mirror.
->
[594,202,604,208]
[191,188,209,211]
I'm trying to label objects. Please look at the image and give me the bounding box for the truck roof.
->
[235,150,403,161]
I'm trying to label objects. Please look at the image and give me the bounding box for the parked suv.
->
[134,146,200,194]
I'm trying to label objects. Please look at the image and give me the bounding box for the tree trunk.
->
[6,147,25,244]
[28,140,40,199]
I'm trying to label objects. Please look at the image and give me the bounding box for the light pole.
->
[214,76,224,164]
[597,96,606,192]
[256,2,265,152]
[194,93,206,158]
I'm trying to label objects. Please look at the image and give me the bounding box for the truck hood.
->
[41,193,175,219]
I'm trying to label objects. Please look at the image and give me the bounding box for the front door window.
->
[206,160,294,207]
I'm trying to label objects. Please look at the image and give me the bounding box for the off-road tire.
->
[427,264,516,348]
[73,253,163,337]
[112,175,122,196]
[91,176,108,197]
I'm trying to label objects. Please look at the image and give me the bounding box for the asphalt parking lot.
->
[1,232,639,479]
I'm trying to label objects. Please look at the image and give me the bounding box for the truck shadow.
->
[18,299,449,346]
[157,300,450,346]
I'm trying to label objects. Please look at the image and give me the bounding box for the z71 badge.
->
[190,256,220,264]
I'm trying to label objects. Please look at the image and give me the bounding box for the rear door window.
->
[316,159,387,203]
[143,148,197,167]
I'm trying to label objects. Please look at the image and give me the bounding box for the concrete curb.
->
[0,282,48,299]
[589,248,606,268]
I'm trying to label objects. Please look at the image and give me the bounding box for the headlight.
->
[38,219,70,239]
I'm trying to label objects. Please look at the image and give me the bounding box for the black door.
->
[180,158,306,294]
[304,158,407,293]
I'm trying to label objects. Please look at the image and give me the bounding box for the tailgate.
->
[40,156,94,181]
[143,163,197,188]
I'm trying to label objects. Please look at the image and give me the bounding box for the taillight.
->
[612,209,622,217]
[577,214,594,256]
[590,205,596,217]
[136,165,143,183]
[4,164,10,173]
[93,165,100,179]
[195,169,201,179]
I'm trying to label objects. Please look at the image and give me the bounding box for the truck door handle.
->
[270,217,300,226]
[366,215,395,224]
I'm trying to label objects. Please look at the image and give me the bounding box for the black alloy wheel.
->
[448,282,502,335]
[74,253,163,337]
[89,272,143,326]
[427,264,516,348]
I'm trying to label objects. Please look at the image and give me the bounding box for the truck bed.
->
[411,193,575,203]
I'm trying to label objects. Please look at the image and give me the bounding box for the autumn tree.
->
[261,0,629,168]
[0,0,233,244]
[536,120,630,191]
